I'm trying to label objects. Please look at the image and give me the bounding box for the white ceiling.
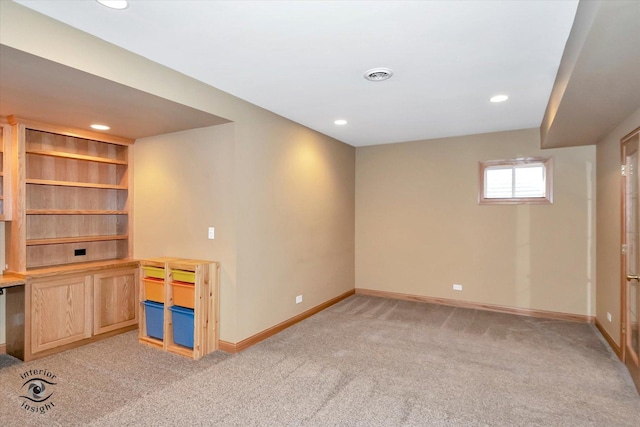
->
[14,0,579,147]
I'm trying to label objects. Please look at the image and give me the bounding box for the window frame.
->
[478,157,553,205]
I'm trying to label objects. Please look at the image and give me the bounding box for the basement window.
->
[478,157,553,205]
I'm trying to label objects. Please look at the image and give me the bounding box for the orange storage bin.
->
[144,278,164,303]
[172,281,195,309]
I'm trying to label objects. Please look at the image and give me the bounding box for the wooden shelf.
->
[26,149,127,165]
[26,209,127,215]
[27,234,128,246]
[166,343,194,358]
[139,335,164,350]
[26,179,127,190]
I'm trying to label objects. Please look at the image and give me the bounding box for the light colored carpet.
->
[1,295,638,426]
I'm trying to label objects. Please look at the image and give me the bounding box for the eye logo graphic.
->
[21,378,55,402]
[18,369,57,414]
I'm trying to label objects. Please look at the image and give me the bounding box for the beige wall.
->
[133,124,238,342]
[356,128,596,316]
[596,106,640,345]
[0,2,356,344]
[133,119,355,343]
[234,115,355,340]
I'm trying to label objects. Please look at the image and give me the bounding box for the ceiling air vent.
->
[364,68,394,82]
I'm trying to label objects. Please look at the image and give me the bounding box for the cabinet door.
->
[94,268,139,335]
[30,274,93,354]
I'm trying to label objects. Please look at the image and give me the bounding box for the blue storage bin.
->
[169,305,194,348]
[143,300,164,340]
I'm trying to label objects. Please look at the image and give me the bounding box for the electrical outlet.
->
[296,295,303,304]
[208,227,215,240]
[607,312,612,322]
[453,284,463,291]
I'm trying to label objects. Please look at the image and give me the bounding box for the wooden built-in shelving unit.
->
[6,116,133,272]
[3,116,138,362]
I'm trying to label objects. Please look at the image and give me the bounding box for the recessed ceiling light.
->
[96,0,129,10]
[91,124,111,131]
[364,68,394,82]
[490,95,509,103]
[334,119,348,125]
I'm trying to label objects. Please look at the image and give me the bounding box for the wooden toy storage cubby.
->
[139,257,219,360]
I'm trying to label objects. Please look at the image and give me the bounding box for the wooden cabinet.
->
[139,258,219,360]
[30,273,92,353]
[5,262,139,361]
[93,268,139,335]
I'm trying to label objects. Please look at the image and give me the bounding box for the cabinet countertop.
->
[0,272,27,288]
[22,259,140,279]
